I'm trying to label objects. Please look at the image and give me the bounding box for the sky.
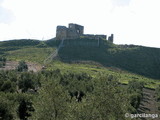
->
[0,0,160,48]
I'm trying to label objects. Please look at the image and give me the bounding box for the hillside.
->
[0,39,55,63]
[0,39,160,120]
[1,38,160,79]
[57,38,160,79]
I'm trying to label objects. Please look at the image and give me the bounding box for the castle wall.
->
[82,34,107,40]
[67,29,79,39]
[82,34,95,39]
[95,35,107,40]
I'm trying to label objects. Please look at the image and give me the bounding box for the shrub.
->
[17,61,28,72]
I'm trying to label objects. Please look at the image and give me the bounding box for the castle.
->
[56,23,113,43]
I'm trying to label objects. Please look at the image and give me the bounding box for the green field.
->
[46,60,160,89]
[6,47,55,64]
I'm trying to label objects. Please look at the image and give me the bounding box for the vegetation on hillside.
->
[58,38,160,79]
[0,39,40,47]
[46,60,160,89]
[0,39,160,119]
[1,38,160,79]
[0,39,55,63]
[6,47,55,63]
[127,80,144,112]
[0,39,160,85]
[0,69,146,120]
[0,39,40,57]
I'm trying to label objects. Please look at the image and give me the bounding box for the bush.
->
[127,80,144,111]
[0,80,16,93]
[0,95,15,120]
[17,61,28,72]
[0,57,6,68]
[129,93,142,110]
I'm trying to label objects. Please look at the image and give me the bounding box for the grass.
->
[6,47,55,64]
[46,60,160,89]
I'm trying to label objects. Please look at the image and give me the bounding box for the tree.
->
[0,95,14,120]
[1,80,16,93]
[0,57,6,68]
[18,73,35,92]
[127,80,144,112]
[31,78,70,120]
[68,75,130,120]
[17,61,28,72]
[0,92,34,120]
[18,96,34,120]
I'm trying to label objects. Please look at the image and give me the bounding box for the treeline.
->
[0,39,40,47]
[0,39,45,56]
[0,69,145,120]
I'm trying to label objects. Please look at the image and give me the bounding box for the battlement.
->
[56,23,113,43]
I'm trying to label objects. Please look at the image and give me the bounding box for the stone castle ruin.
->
[56,23,113,43]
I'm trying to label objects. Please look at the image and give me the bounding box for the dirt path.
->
[138,88,159,120]
[26,62,42,72]
[0,61,42,72]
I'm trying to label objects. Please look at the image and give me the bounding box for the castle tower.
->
[108,34,114,43]
[56,26,68,40]
[68,23,84,35]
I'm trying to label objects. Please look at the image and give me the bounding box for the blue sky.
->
[0,0,160,48]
